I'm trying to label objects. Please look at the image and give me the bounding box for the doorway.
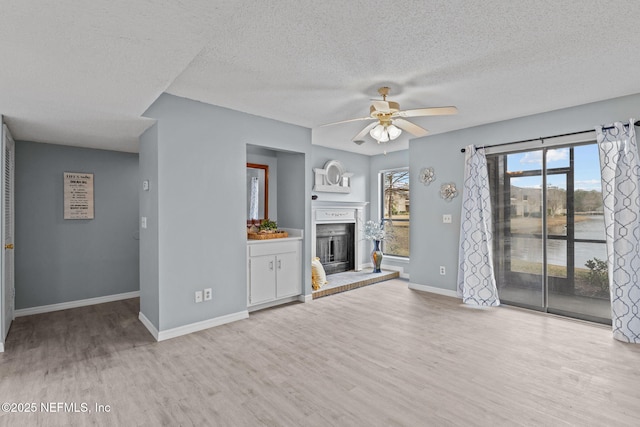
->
[487,142,610,324]
[2,124,15,343]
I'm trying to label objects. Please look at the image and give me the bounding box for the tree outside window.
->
[381,169,409,257]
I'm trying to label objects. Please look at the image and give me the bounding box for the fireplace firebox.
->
[315,223,354,275]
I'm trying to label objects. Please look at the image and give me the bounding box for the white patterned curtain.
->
[457,145,500,306]
[596,119,640,343]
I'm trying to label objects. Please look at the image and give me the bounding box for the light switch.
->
[443,214,452,224]
[143,180,150,191]
[141,216,147,229]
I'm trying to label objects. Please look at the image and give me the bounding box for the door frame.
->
[1,122,15,348]
[489,142,609,323]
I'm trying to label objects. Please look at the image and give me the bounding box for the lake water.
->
[511,217,607,268]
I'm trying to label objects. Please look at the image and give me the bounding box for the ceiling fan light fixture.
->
[378,131,390,143]
[387,124,402,140]
[370,124,385,140]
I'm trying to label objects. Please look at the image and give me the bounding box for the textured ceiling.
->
[1,1,639,155]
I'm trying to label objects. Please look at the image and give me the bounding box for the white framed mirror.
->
[313,160,353,193]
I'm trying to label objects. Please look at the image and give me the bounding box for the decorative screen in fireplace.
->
[315,223,355,275]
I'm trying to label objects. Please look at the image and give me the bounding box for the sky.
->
[507,143,602,191]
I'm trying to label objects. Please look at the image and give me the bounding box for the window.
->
[380,168,410,257]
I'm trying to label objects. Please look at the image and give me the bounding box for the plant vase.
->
[371,240,383,273]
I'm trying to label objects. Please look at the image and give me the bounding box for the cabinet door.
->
[249,255,277,305]
[275,251,301,298]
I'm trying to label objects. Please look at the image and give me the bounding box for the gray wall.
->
[15,141,139,309]
[143,94,311,331]
[409,92,640,292]
[139,125,159,328]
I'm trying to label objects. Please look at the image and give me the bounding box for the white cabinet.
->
[247,239,301,307]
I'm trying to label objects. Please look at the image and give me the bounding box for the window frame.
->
[379,167,410,258]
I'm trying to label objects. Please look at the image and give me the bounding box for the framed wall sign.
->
[64,172,94,219]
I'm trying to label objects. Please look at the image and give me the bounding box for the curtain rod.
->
[460,120,640,153]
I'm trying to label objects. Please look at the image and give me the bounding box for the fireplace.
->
[311,201,368,273]
[316,223,354,275]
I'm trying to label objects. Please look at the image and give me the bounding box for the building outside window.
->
[380,168,410,257]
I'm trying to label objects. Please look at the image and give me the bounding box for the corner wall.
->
[139,124,160,329]
[143,94,312,332]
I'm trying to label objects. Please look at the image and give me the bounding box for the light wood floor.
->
[1,279,639,426]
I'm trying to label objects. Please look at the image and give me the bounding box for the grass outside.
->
[510,259,609,298]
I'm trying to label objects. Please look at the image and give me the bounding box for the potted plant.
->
[259,219,278,233]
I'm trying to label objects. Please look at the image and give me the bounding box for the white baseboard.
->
[138,312,159,341]
[408,282,458,298]
[381,263,410,279]
[362,262,410,279]
[157,310,249,342]
[298,294,312,303]
[0,342,4,353]
[248,296,300,312]
[15,291,141,317]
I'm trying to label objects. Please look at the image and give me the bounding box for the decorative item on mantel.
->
[363,220,385,273]
[247,219,289,240]
[440,182,458,202]
[313,160,353,193]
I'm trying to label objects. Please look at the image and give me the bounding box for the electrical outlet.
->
[195,291,203,303]
[439,266,446,275]
[204,288,212,301]
[443,214,452,224]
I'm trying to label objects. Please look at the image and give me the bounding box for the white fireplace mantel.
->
[311,201,368,272]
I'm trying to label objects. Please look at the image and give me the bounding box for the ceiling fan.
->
[323,87,457,145]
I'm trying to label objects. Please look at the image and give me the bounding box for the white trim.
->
[408,282,458,298]
[157,310,248,342]
[379,165,410,174]
[377,261,410,279]
[248,296,299,312]
[298,294,312,303]
[0,342,4,353]
[14,291,141,317]
[138,311,159,341]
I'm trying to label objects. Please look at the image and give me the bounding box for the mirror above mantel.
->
[313,160,353,193]
[247,163,268,224]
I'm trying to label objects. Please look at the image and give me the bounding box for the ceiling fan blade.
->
[320,116,374,127]
[397,106,458,118]
[352,122,378,141]
[393,118,429,137]
[371,100,390,112]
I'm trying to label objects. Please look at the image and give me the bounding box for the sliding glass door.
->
[488,143,610,324]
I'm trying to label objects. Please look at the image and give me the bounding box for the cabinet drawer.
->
[249,240,298,257]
